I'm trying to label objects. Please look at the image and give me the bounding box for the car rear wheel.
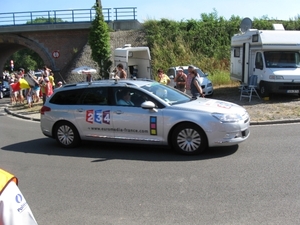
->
[54,121,80,148]
[171,123,207,155]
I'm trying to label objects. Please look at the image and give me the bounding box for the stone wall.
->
[64,30,146,83]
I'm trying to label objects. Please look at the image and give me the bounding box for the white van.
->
[113,44,152,79]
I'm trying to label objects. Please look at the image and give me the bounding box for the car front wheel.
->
[54,121,80,148]
[259,82,269,97]
[171,123,207,155]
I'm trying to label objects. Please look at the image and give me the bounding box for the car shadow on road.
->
[2,138,238,162]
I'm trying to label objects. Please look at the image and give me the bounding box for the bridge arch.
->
[0,34,54,73]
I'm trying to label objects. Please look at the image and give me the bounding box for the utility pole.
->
[96,0,102,8]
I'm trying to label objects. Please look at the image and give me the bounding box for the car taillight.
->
[40,106,51,115]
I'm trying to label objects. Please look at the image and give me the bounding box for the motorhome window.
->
[264,51,300,68]
[234,48,240,57]
[252,34,258,42]
[255,52,264,70]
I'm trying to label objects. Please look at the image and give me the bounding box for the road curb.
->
[250,118,300,125]
[4,107,41,122]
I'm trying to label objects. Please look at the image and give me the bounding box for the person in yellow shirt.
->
[0,168,38,225]
[49,72,55,90]
[155,69,170,85]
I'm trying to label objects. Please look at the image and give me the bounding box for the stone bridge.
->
[0,8,141,76]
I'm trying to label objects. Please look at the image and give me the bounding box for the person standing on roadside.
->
[49,72,55,90]
[40,75,53,105]
[26,87,33,108]
[9,78,16,105]
[174,67,187,92]
[43,66,51,77]
[117,64,127,79]
[44,77,53,98]
[39,75,46,105]
[56,81,63,88]
[0,168,38,225]
[190,69,204,98]
[155,69,170,85]
[32,76,40,103]
[86,73,92,82]
[186,65,197,96]
[17,72,25,104]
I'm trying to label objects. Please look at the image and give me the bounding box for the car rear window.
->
[79,87,108,105]
[49,89,84,105]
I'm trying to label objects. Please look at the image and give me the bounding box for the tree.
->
[26,17,65,24]
[88,1,112,79]
[5,49,43,72]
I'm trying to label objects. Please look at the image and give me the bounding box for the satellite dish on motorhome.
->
[240,18,252,33]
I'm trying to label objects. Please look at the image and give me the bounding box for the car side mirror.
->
[141,101,156,109]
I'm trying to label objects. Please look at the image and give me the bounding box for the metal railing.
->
[114,7,137,20]
[0,7,137,26]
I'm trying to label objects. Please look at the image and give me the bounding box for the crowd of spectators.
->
[1,66,63,106]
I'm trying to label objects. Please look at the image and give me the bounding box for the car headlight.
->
[212,113,243,123]
[207,83,213,87]
[2,88,6,91]
[269,75,284,80]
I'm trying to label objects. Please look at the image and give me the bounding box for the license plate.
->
[287,90,299,93]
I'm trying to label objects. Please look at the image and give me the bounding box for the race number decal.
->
[86,110,110,124]
[86,110,94,124]
[94,110,102,124]
[103,110,110,124]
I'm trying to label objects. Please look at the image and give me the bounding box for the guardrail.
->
[0,7,137,26]
[114,7,137,20]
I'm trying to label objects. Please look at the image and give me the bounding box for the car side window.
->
[113,87,159,108]
[49,89,84,105]
[80,87,108,105]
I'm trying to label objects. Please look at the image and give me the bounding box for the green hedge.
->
[142,12,300,85]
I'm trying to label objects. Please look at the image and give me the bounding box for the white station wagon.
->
[40,79,250,155]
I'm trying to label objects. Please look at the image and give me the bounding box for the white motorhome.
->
[113,44,152,79]
[230,19,300,97]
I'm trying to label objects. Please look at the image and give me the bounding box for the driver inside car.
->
[117,89,134,106]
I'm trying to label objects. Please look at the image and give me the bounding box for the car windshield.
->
[264,51,300,68]
[141,82,191,105]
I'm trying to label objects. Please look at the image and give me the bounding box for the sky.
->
[0,0,299,22]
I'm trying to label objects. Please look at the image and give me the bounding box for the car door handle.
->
[114,110,124,114]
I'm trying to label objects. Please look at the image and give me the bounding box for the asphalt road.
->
[1,102,300,224]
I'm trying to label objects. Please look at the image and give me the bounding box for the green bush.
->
[143,12,300,86]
